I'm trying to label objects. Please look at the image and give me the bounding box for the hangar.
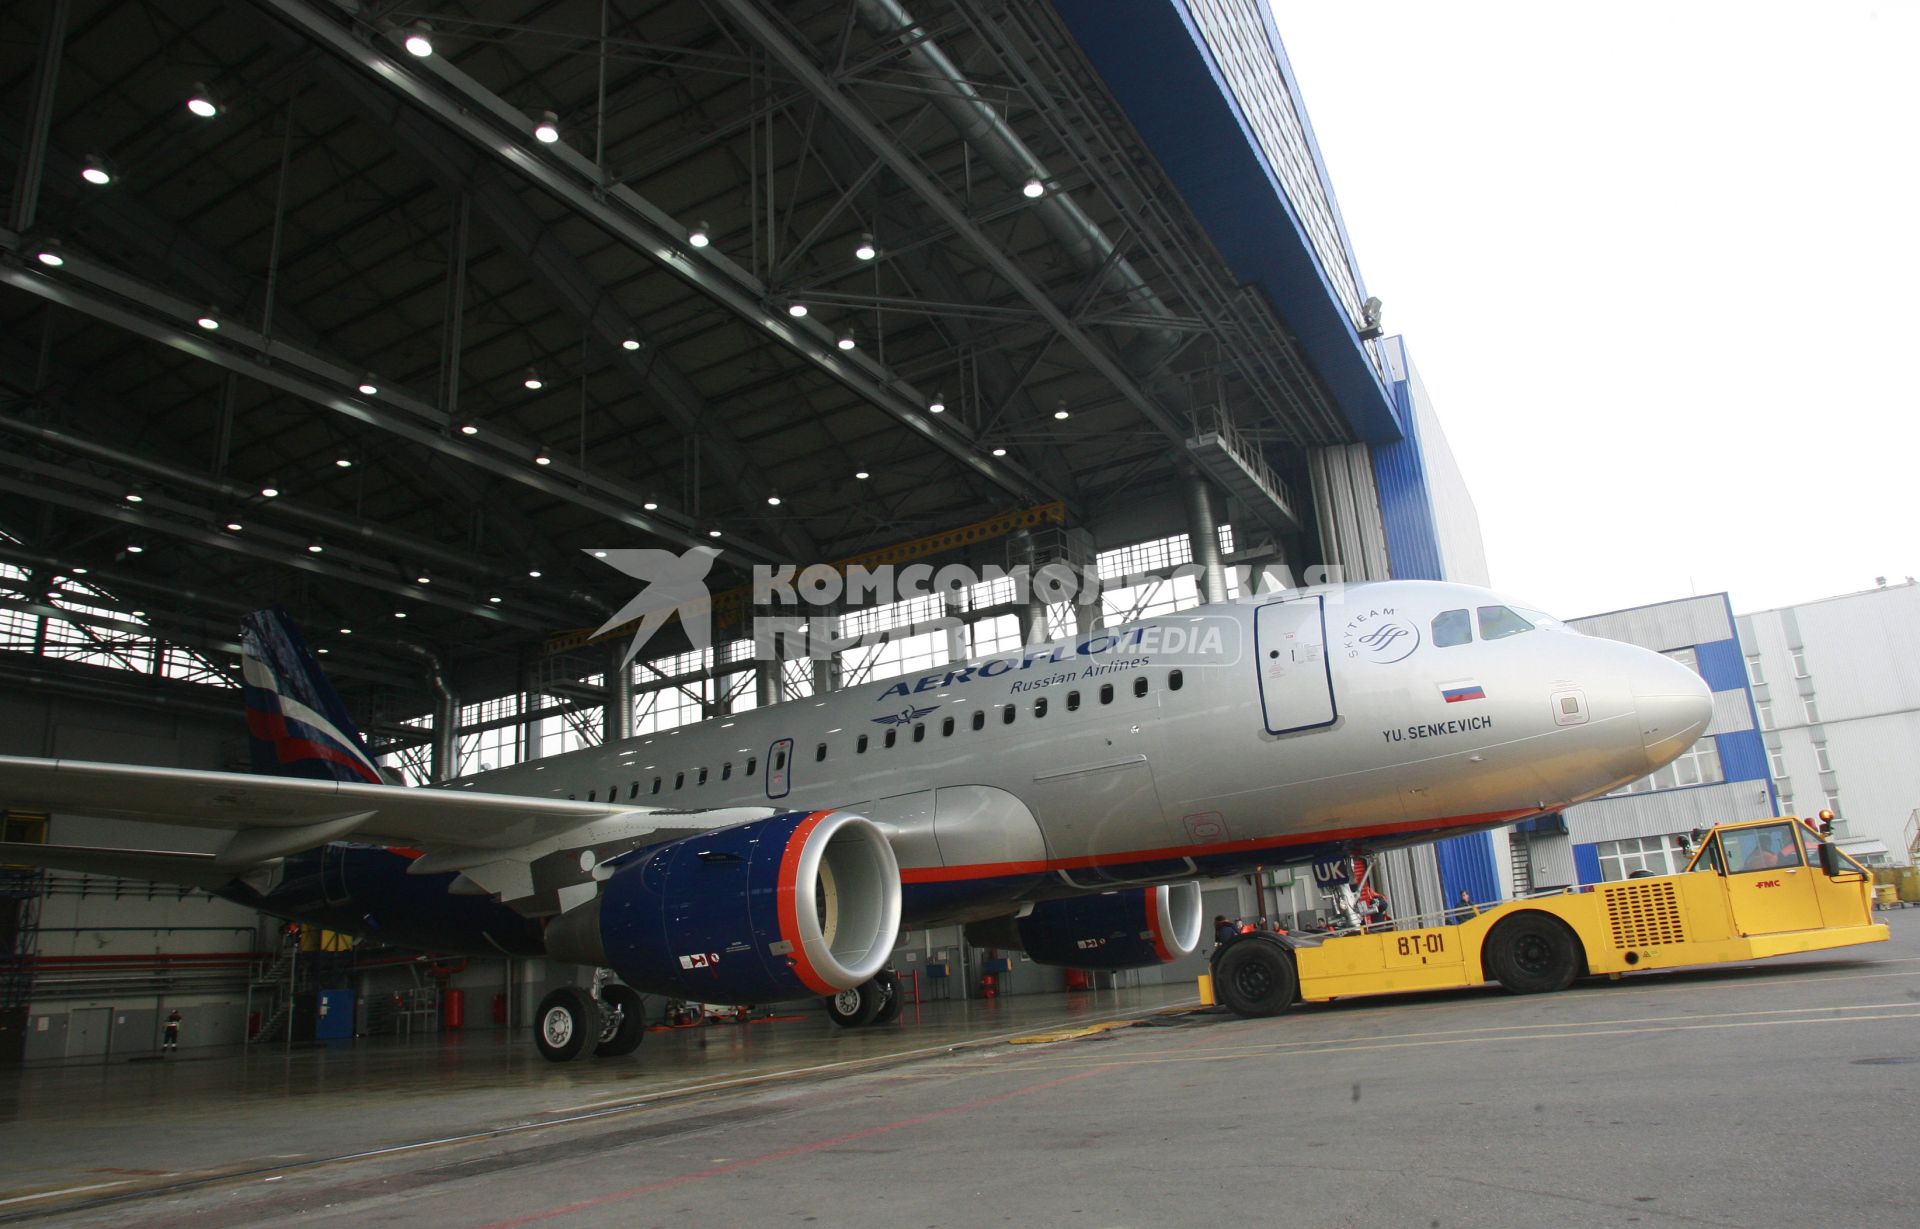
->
[1,0,1492,1072]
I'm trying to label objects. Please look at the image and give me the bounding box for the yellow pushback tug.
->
[1208,815,1891,1016]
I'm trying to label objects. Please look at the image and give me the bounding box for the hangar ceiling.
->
[0,0,1354,723]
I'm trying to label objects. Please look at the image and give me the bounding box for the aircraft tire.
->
[535,986,595,1062]
[1214,937,1298,1017]
[1485,912,1580,994]
[593,985,646,1057]
[825,979,883,1027]
[870,970,903,1025]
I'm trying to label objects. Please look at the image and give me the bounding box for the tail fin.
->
[240,607,384,784]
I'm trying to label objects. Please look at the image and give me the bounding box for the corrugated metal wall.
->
[1573,594,1732,651]
[1309,444,1392,580]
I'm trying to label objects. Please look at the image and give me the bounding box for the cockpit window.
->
[1477,606,1535,641]
[1432,609,1471,647]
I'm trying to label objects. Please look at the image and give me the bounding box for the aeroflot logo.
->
[1343,608,1420,664]
[872,620,1240,700]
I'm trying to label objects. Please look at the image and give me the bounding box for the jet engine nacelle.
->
[544,809,901,1003]
[965,883,1203,971]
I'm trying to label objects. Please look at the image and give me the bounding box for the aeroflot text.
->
[873,624,1229,700]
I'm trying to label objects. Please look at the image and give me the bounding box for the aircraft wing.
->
[0,754,654,855]
[0,840,238,891]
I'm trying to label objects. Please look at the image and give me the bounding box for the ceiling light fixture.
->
[403,21,434,57]
[1053,401,1070,420]
[533,111,561,144]
[928,394,945,414]
[123,491,143,503]
[35,244,64,268]
[528,569,543,578]
[394,611,408,619]
[457,421,478,436]
[688,221,711,248]
[533,447,552,466]
[357,375,378,396]
[854,469,870,480]
[766,492,782,506]
[81,156,112,186]
[854,233,877,261]
[487,595,501,604]
[836,332,857,351]
[785,302,808,318]
[335,458,353,468]
[641,499,659,511]
[196,313,219,330]
[185,85,219,119]
[708,529,722,538]
[125,544,144,554]
[416,572,431,585]
[620,338,640,351]
[1022,177,1045,199]
[225,522,243,531]
[259,485,279,498]
[307,543,324,553]
[522,369,543,390]
[990,445,1008,457]
[339,627,352,635]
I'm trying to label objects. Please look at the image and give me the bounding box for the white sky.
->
[1270,1,1920,618]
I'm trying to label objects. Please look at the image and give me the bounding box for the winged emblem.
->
[871,704,940,726]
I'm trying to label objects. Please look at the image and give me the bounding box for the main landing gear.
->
[824,968,902,1028]
[534,973,646,1062]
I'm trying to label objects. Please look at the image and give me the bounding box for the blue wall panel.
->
[1572,843,1602,886]
[1051,0,1400,442]
[1436,830,1502,907]
[1371,376,1446,580]
[1695,638,1747,694]
[1716,729,1770,784]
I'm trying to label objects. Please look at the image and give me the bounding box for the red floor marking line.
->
[474,1064,1117,1229]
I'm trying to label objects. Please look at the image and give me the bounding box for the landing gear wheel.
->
[1214,938,1298,1017]
[870,970,902,1025]
[825,979,883,1027]
[593,984,646,1057]
[535,986,595,1062]
[1486,913,1580,994]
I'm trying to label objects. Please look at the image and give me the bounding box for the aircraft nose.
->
[1633,652,1714,771]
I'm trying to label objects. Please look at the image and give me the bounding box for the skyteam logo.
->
[1342,608,1420,664]
[588,546,721,667]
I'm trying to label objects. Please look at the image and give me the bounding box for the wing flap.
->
[0,755,648,850]
[0,840,236,891]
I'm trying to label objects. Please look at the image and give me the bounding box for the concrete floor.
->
[6,913,1919,1227]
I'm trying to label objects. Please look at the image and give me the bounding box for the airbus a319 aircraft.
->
[0,580,1712,1060]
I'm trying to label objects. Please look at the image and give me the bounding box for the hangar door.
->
[1253,597,1337,735]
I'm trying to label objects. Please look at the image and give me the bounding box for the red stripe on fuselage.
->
[775,811,838,997]
[894,807,1534,886]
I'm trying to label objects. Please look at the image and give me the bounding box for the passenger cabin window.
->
[745,756,757,776]
[628,782,639,800]
[857,734,869,754]
[815,742,827,762]
[1168,670,1183,692]
[1002,705,1016,725]
[1133,677,1148,698]
[584,790,593,801]
[1067,690,1081,711]
[722,762,732,781]
[608,782,617,800]
[942,716,955,736]
[674,772,685,790]
[1432,608,1472,647]
[651,776,662,795]
[1034,697,1048,718]
[884,729,897,748]
[971,710,986,731]
[1100,683,1114,705]
[1477,606,1534,641]
[912,723,926,743]
[697,767,708,786]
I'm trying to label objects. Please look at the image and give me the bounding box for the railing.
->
[1187,403,1300,516]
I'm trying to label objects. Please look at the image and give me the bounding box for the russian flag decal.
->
[1440,682,1486,704]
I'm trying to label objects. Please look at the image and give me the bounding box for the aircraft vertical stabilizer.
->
[239,608,383,784]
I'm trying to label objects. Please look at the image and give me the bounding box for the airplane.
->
[0,579,1713,1060]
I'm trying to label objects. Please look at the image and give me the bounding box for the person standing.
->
[162,1008,182,1054]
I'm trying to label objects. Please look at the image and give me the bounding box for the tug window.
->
[1432,609,1472,647]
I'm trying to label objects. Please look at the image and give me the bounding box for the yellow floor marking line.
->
[1007,1020,1137,1045]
